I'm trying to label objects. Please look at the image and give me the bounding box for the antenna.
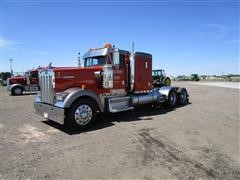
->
[77,52,81,67]
[131,42,135,54]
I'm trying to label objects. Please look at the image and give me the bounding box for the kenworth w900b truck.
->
[34,44,189,130]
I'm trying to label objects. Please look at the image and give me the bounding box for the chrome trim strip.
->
[63,76,75,79]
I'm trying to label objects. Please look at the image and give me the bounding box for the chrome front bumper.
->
[34,101,65,125]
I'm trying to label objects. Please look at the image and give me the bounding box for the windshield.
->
[84,56,106,67]
[152,70,163,76]
[25,72,30,77]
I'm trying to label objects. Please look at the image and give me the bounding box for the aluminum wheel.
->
[165,78,171,86]
[177,88,188,105]
[164,90,177,108]
[169,91,177,105]
[180,90,187,102]
[74,104,93,126]
[14,87,23,95]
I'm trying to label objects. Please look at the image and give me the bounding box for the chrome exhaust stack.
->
[129,42,135,92]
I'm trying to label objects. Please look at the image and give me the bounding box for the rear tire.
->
[164,77,171,86]
[12,87,23,96]
[65,98,99,131]
[177,88,188,105]
[164,90,177,108]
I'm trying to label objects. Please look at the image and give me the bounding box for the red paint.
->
[54,66,110,94]
[9,76,27,86]
[8,70,39,86]
[134,54,152,92]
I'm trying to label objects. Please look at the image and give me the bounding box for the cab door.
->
[25,72,30,85]
[112,53,126,94]
[30,71,39,85]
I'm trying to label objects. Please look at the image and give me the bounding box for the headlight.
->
[55,92,69,102]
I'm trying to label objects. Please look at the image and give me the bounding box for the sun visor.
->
[82,48,108,59]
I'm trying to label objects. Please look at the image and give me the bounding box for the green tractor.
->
[190,74,200,81]
[152,69,171,87]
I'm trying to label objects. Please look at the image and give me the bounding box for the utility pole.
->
[9,59,13,77]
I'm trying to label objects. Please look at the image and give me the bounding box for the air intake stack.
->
[130,42,135,92]
[129,42,152,93]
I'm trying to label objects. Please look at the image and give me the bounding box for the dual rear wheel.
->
[164,88,188,108]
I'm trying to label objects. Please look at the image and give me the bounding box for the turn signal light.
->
[104,44,112,48]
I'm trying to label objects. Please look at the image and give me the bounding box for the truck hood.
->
[8,76,26,85]
[53,66,104,93]
[8,76,25,80]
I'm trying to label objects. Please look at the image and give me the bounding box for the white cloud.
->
[204,23,231,39]
[0,37,19,50]
[0,38,50,55]
[179,51,192,57]
[32,50,50,55]
[228,39,240,44]
[171,50,192,60]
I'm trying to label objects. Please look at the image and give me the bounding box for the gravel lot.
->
[0,82,239,179]
[188,81,240,89]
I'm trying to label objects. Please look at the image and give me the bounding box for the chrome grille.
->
[39,69,54,104]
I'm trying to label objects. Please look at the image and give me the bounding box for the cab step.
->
[107,96,134,113]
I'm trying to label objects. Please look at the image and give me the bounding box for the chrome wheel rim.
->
[181,90,187,102]
[166,79,171,86]
[170,92,176,105]
[74,105,93,126]
[15,88,22,95]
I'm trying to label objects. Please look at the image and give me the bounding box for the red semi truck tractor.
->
[34,44,189,130]
[7,69,40,95]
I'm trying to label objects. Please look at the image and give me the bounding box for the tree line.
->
[0,72,11,80]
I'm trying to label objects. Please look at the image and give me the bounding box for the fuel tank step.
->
[107,96,134,113]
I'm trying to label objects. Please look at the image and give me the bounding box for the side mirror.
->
[113,49,120,66]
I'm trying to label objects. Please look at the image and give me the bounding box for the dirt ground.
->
[0,82,239,179]
[188,81,240,89]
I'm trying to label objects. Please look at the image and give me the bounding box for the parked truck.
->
[34,44,189,130]
[7,69,40,95]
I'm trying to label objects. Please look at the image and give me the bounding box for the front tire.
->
[12,87,23,96]
[65,98,99,131]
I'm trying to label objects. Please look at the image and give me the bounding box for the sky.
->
[0,0,239,76]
